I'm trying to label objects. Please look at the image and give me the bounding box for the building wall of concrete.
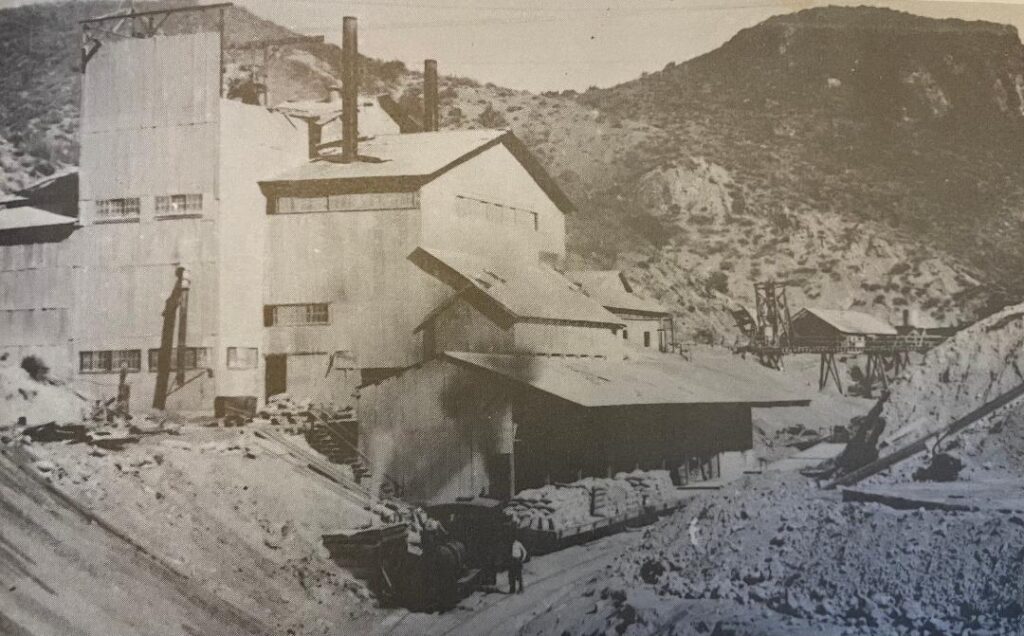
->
[618,316,666,350]
[419,144,566,263]
[263,201,436,371]
[79,33,220,223]
[512,321,621,357]
[73,32,222,412]
[280,353,361,405]
[0,240,72,373]
[424,295,623,358]
[359,357,507,505]
[424,297,514,356]
[218,100,308,400]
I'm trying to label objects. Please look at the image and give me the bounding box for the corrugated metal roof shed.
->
[266,129,504,182]
[0,206,76,231]
[565,270,669,315]
[796,308,897,336]
[412,247,623,327]
[259,130,575,214]
[444,350,811,407]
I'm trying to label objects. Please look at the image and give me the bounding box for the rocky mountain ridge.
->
[2,2,1021,341]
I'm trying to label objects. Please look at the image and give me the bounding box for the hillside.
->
[2,3,1022,341]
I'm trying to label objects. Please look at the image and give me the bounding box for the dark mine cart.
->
[323,497,511,611]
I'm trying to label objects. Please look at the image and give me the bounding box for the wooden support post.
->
[175,267,191,388]
[175,286,189,388]
[152,268,183,410]
[819,352,843,394]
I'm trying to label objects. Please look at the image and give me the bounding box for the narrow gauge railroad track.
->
[382,530,640,636]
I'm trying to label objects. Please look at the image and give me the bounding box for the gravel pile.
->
[615,474,1024,635]
[881,303,1024,450]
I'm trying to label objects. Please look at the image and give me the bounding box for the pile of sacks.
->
[505,484,597,532]
[615,469,675,505]
[578,477,643,519]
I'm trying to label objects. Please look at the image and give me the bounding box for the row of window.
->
[272,192,418,215]
[263,303,329,327]
[79,347,258,373]
[95,194,203,222]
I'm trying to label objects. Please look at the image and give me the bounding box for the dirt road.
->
[381,530,642,636]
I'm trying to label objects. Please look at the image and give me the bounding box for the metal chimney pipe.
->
[341,16,359,162]
[424,59,439,132]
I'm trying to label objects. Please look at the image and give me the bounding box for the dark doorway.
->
[265,355,287,400]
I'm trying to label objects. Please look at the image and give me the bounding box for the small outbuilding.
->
[791,308,896,349]
[359,350,810,505]
[565,270,673,351]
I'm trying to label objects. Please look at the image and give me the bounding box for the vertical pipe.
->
[341,16,359,162]
[424,59,439,132]
[218,8,225,98]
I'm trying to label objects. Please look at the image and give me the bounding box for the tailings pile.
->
[549,474,1024,635]
[881,303,1024,450]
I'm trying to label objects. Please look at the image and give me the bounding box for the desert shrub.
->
[889,262,912,276]
[705,271,729,295]
[477,104,509,128]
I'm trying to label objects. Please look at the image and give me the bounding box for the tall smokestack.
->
[341,16,359,162]
[424,59,439,132]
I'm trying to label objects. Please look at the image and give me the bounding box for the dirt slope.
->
[0,443,267,636]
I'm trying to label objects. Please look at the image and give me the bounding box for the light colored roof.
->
[272,95,394,126]
[565,270,669,315]
[0,206,76,231]
[413,247,623,327]
[265,129,506,183]
[444,350,811,408]
[0,192,28,205]
[260,129,575,214]
[796,308,897,336]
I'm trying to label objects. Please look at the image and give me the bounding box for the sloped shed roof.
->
[0,206,76,231]
[444,351,811,408]
[259,130,575,213]
[411,247,622,327]
[795,308,897,336]
[565,270,669,315]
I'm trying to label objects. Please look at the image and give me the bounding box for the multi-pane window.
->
[95,198,141,222]
[156,193,203,217]
[227,347,259,370]
[147,347,210,371]
[80,349,141,373]
[263,303,330,326]
[273,192,418,214]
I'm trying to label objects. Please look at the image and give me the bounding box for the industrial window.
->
[454,195,539,232]
[273,192,418,214]
[263,303,330,326]
[227,347,259,370]
[80,349,141,373]
[95,197,141,222]
[644,331,651,347]
[156,193,203,217]
[623,330,629,340]
[147,347,210,372]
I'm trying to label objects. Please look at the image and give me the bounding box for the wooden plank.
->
[828,381,1024,488]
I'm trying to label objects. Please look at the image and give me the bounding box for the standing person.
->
[115,363,131,420]
[508,535,528,594]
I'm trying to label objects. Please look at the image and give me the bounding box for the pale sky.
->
[4,0,1024,91]
[238,0,1024,91]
